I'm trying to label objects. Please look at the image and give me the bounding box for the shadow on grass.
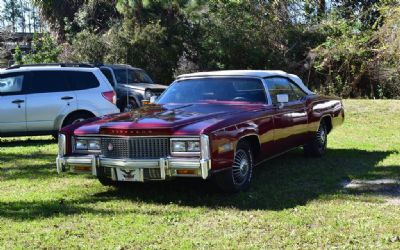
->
[0,137,56,148]
[0,148,397,220]
[95,148,397,210]
[0,161,57,181]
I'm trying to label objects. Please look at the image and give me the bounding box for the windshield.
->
[114,69,153,84]
[157,77,267,104]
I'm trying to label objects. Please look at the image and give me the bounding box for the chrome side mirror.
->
[276,94,289,108]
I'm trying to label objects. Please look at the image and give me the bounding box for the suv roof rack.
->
[6,63,95,70]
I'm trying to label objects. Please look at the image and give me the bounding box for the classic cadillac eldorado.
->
[56,70,344,192]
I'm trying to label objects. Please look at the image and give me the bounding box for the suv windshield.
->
[157,77,267,104]
[114,69,153,84]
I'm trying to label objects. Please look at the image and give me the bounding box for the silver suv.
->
[0,64,119,137]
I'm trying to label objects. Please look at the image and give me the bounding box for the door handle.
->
[61,96,74,100]
[12,99,24,104]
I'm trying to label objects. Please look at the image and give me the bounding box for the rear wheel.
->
[213,141,253,193]
[62,112,94,128]
[303,121,328,157]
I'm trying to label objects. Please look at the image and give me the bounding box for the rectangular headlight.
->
[187,141,200,152]
[172,141,187,152]
[75,139,88,150]
[88,140,101,150]
[74,137,101,153]
[170,138,200,155]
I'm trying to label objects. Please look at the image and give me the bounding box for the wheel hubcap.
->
[317,126,326,146]
[124,103,135,112]
[232,149,249,185]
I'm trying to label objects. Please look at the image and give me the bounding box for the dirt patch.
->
[341,179,400,205]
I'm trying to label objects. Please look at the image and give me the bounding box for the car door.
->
[0,72,27,133]
[265,77,309,152]
[25,70,77,132]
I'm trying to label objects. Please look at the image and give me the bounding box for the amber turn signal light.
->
[74,166,91,172]
[176,169,196,175]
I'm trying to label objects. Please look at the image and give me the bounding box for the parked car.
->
[56,70,344,192]
[96,64,167,112]
[0,63,119,138]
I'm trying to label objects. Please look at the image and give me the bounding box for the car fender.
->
[54,106,100,131]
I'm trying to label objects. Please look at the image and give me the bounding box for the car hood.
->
[119,83,167,91]
[73,102,265,136]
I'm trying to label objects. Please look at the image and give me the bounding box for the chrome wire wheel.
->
[232,149,250,186]
[316,124,327,148]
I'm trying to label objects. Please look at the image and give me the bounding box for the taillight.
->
[102,91,116,105]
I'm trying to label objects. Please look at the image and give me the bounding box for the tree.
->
[2,0,23,32]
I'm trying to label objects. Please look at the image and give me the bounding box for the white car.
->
[0,63,119,137]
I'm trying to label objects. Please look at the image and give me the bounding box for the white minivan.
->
[0,64,119,137]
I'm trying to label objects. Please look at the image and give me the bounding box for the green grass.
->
[1,99,400,249]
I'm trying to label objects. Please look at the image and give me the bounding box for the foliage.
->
[22,33,61,64]
[68,30,107,63]
[12,45,23,65]
[26,0,400,98]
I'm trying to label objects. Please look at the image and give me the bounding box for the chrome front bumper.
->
[56,155,211,182]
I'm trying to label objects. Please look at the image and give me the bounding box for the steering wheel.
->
[233,97,248,102]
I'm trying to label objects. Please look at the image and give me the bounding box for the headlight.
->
[145,90,153,99]
[187,141,200,152]
[172,141,186,152]
[75,139,88,150]
[74,137,101,152]
[171,138,200,155]
[88,140,101,150]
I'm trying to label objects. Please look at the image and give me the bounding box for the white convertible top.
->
[177,70,314,95]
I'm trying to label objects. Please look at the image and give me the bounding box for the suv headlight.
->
[74,137,101,152]
[145,90,153,99]
[171,138,200,156]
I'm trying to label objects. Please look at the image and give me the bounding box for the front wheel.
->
[213,141,254,193]
[303,121,328,157]
[121,99,139,112]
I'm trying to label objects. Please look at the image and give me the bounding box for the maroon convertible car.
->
[57,70,344,192]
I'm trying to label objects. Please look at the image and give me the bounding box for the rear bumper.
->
[56,155,211,181]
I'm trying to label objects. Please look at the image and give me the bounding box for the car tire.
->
[213,141,253,193]
[62,112,94,128]
[303,121,328,157]
[121,99,139,112]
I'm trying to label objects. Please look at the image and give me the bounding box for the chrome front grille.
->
[101,137,170,159]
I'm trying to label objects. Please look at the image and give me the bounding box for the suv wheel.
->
[121,99,139,112]
[62,112,94,128]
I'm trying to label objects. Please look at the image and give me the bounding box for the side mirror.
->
[276,94,289,108]
[149,96,157,104]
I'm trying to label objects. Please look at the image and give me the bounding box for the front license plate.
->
[115,168,143,182]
